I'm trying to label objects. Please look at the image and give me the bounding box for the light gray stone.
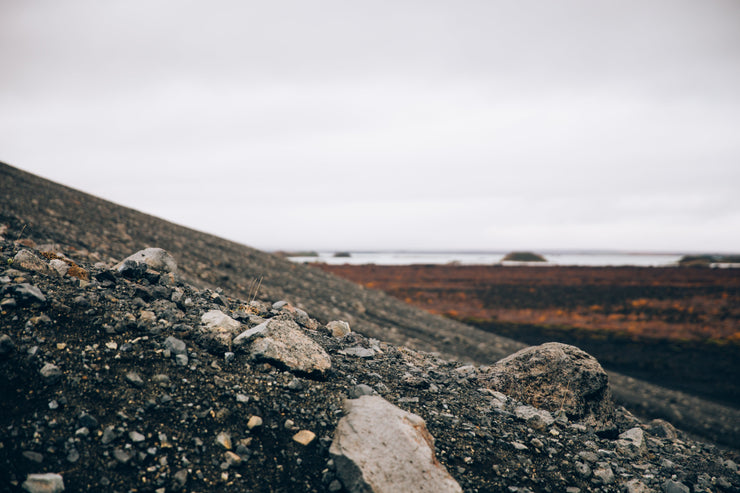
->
[339,346,375,358]
[617,427,646,458]
[240,319,331,376]
[49,259,69,277]
[39,363,62,383]
[623,479,653,493]
[514,405,554,430]
[662,479,689,493]
[22,472,65,493]
[115,248,177,273]
[164,336,187,355]
[327,320,351,338]
[330,395,462,493]
[592,466,615,485]
[232,321,268,346]
[200,310,242,348]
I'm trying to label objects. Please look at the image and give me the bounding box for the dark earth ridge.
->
[2,161,740,453]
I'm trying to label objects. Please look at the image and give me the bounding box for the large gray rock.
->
[235,318,331,376]
[200,310,242,348]
[115,248,177,273]
[330,395,462,493]
[479,342,613,426]
[21,472,65,492]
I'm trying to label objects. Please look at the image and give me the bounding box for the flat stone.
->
[592,466,615,485]
[12,283,47,305]
[349,384,375,399]
[330,395,462,493]
[21,472,65,493]
[339,346,375,358]
[623,479,652,493]
[292,430,316,445]
[0,334,15,356]
[216,432,232,450]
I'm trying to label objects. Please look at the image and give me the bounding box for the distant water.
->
[287,252,686,267]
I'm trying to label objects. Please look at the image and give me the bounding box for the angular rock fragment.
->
[11,283,46,305]
[327,320,351,338]
[200,310,242,349]
[330,395,462,493]
[616,427,647,458]
[480,342,613,426]
[116,248,177,273]
[21,472,65,493]
[39,363,62,383]
[235,319,331,376]
[13,249,54,276]
[164,336,187,355]
[292,430,316,445]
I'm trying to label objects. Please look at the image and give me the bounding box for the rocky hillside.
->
[2,242,739,492]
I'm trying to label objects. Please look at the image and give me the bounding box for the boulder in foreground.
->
[330,395,462,493]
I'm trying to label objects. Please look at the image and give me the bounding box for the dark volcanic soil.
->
[2,161,740,454]
[2,240,740,492]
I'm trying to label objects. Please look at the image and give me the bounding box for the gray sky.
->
[2,1,739,253]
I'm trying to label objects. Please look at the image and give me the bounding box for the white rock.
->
[116,248,177,273]
[49,259,69,277]
[330,395,462,493]
[200,310,242,348]
[22,472,65,493]
[617,427,646,458]
[327,320,351,338]
[240,319,331,376]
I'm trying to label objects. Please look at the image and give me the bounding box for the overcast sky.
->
[2,1,739,253]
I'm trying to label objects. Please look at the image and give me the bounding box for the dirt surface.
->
[2,160,740,454]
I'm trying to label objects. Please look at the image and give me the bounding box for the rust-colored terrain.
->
[316,264,740,342]
[315,263,740,406]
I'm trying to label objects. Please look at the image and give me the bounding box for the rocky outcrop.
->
[330,395,462,493]
[479,342,613,426]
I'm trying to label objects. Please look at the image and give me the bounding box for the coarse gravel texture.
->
[1,241,739,492]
